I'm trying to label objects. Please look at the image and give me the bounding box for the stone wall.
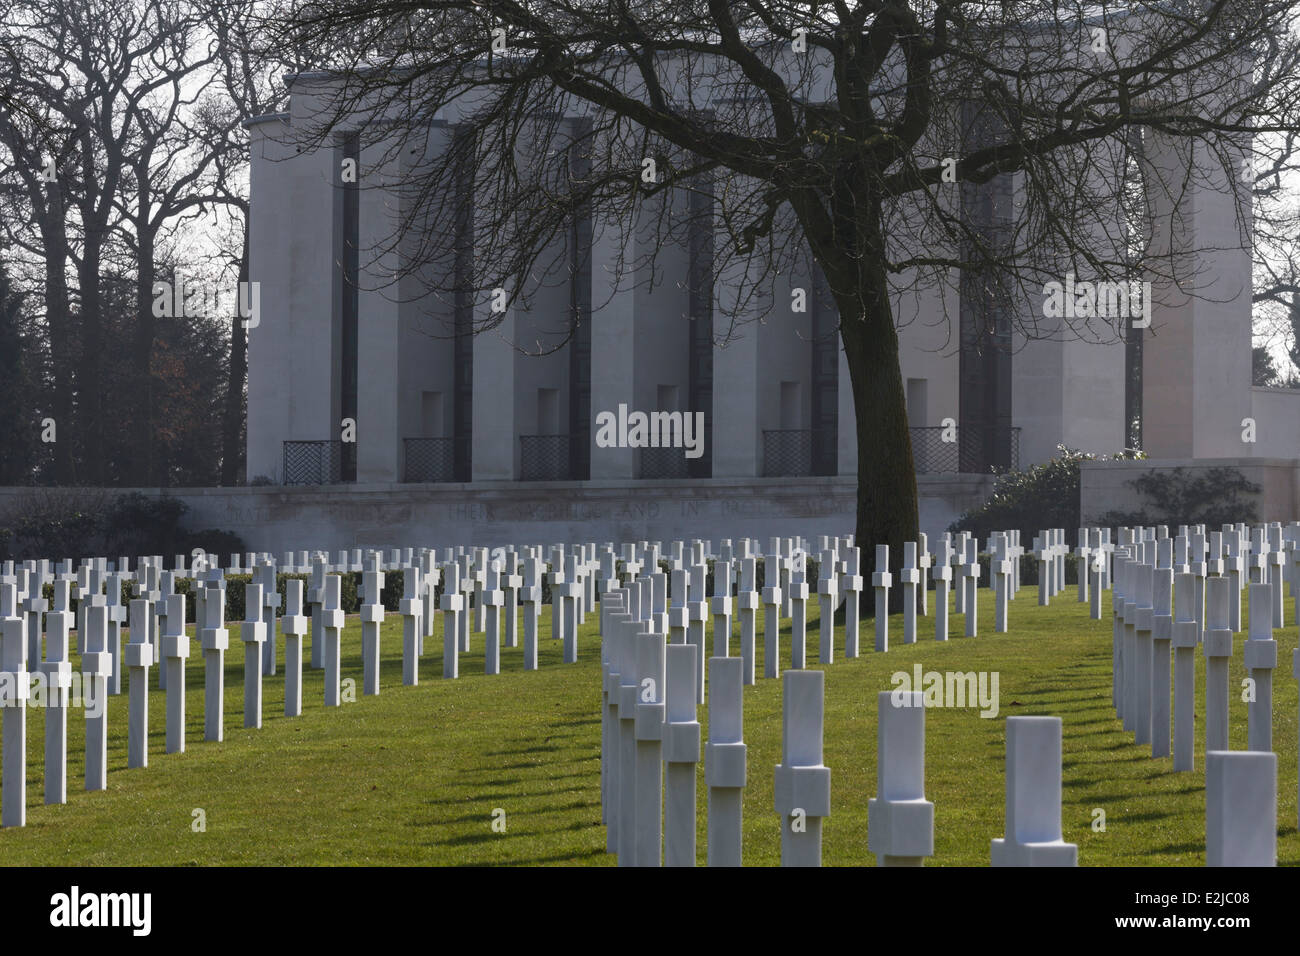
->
[1079,457,1300,525]
[0,474,997,555]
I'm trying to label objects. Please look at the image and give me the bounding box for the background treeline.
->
[0,0,330,489]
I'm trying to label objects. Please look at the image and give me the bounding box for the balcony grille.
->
[910,425,1020,474]
[403,438,461,483]
[283,441,344,485]
[520,434,571,481]
[639,446,690,479]
[762,429,815,477]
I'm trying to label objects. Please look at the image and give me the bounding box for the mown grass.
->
[0,583,1295,865]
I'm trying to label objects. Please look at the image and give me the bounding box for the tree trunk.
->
[220,225,249,486]
[835,223,920,615]
[41,214,76,485]
[135,223,156,486]
[77,239,105,485]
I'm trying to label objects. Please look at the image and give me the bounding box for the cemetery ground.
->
[1,588,1295,867]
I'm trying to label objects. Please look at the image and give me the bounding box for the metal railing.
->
[283,440,344,485]
[402,437,461,483]
[910,424,1020,474]
[763,429,816,477]
[639,446,691,479]
[520,434,571,481]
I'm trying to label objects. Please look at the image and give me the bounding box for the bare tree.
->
[274,2,1300,565]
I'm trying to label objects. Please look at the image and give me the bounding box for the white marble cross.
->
[125,598,154,767]
[873,545,891,653]
[705,656,746,867]
[281,580,307,715]
[663,643,699,866]
[441,562,465,679]
[868,691,933,866]
[237,581,267,730]
[199,585,230,742]
[1,584,27,826]
[1244,582,1277,752]
[990,717,1076,866]
[774,669,830,867]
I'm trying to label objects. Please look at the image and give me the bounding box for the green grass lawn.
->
[0,584,1295,865]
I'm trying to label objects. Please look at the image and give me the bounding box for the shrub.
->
[0,490,244,563]
[950,445,1143,547]
[1092,467,1261,529]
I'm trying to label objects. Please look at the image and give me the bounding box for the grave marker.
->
[868,691,934,866]
[41,580,73,803]
[282,580,307,716]
[1203,576,1233,753]
[1245,582,1277,753]
[664,643,700,867]
[990,717,1077,866]
[706,656,746,867]
[1206,751,1276,866]
[773,669,830,867]
[126,598,154,766]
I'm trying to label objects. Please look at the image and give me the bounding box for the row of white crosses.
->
[597,572,1087,866]
[1107,523,1283,865]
